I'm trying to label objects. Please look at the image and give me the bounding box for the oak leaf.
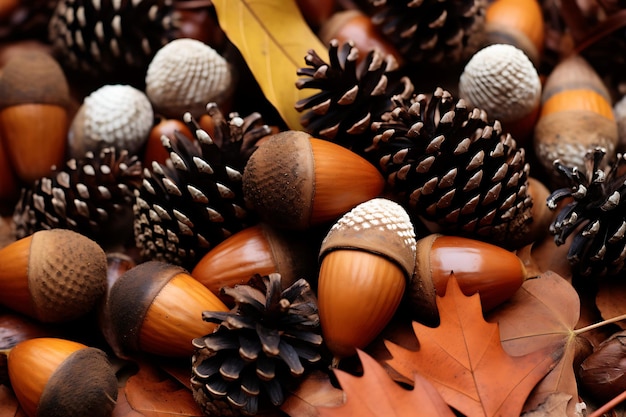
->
[486,271,580,415]
[316,350,456,417]
[212,0,327,131]
[385,276,563,417]
[281,370,344,417]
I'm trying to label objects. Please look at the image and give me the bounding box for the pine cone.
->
[368,0,487,65]
[191,273,323,416]
[295,39,413,156]
[48,0,179,79]
[547,147,626,278]
[12,147,142,249]
[133,103,272,268]
[370,87,533,249]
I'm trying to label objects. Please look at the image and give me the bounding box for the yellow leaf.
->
[212,0,328,130]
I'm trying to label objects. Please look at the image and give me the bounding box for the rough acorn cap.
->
[68,84,154,158]
[37,347,118,417]
[459,44,541,123]
[319,197,417,279]
[28,229,107,322]
[0,50,69,108]
[145,38,233,118]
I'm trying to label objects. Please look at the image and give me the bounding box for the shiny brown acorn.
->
[534,54,618,186]
[243,130,385,230]
[406,233,530,325]
[484,0,545,66]
[0,50,70,183]
[317,198,416,360]
[0,133,18,204]
[191,223,318,301]
[0,229,107,323]
[7,337,117,417]
[318,9,404,67]
[143,116,194,166]
[103,260,229,358]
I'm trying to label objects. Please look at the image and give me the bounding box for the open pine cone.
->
[367,0,487,65]
[370,87,533,249]
[13,147,142,249]
[191,273,323,416]
[548,147,626,278]
[295,39,413,156]
[133,103,272,268]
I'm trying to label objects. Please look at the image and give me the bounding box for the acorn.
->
[67,84,154,159]
[578,330,626,404]
[0,50,70,183]
[104,260,229,358]
[191,223,319,302]
[242,130,385,231]
[459,43,542,142]
[0,135,19,204]
[145,38,233,119]
[0,229,107,323]
[7,337,117,417]
[534,54,618,187]
[483,0,545,66]
[143,116,194,166]
[405,233,530,325]
[317,198,417,360]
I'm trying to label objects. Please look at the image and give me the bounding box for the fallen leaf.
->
[385,276,563,417]
[596,277,626,330]
[120,360,204,417]
[212,0,327,130]
[316,350,456,417]
[281,370,344,417]
[520,392,572,416]
[486,271,581,415]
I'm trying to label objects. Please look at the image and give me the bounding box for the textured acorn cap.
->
[68,84,154,158]
[145,38,233,118]
[0,50,69,108]
[28,229,107,322]
[37,347,118,417]
[459,44,541,122]
[319,198,417,279]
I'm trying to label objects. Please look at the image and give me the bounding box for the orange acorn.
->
[0,229,107,323]
[484,0,545,66]
[143,116,194,166]
[406,233,530,325]
[104,260,229,358]
[192,223,318,301]
[317,198,416,360]
[242,130,385,230]
[0,50,70,183]
[7,337,117,417]
[534,54,618,186]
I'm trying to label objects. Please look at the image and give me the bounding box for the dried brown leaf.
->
[520,392,573,416]
[596,278,626,330]
[386,276,563,417]
[281,370,344,417]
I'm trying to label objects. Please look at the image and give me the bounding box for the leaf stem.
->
[574,313,626,335]
[587,390,626,417]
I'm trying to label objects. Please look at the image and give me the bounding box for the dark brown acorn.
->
[578,330,626,404]
[366,0,487,66]
[547,147,626,278]
[12,147,143,250]
[191,273,323,416]
[370,87,534,249]
[295,39,413,156]
[133,103,272,269]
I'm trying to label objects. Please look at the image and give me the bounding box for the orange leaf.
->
[281,370,344,417]
[316,350,456,417]
[385,276,563,417]
[121,361,203,417]
[486,271,580,414]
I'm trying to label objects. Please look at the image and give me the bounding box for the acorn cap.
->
[0,50,69,108]
[28,229,107,322]
[37,347,118,417]
[459,44,541,122]
[319,198,417,279]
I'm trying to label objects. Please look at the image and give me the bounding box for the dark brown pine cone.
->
[133,103,272,269]
[548,147,626,278]
[295,39,413,157]
[367,0,487,66]
[370,87,533,249]
[12,147,142,249]
[191,273,323,416]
